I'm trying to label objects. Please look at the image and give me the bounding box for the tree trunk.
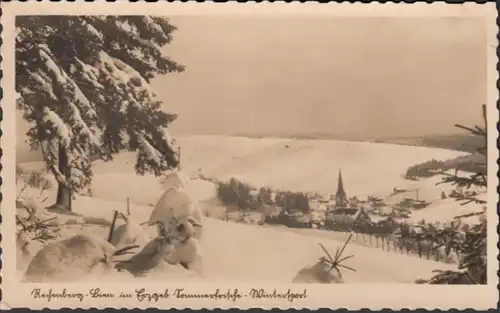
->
[49,143,72,212]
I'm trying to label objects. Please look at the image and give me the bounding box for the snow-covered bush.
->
[292,259,344,284]
[16,166,61,248]
[23,233,138,282]
[164,235,204,274]
[293,236,355,284]
[16,166,54,203]
[148,185,203,240]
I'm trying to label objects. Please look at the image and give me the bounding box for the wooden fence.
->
[214,206,460,265]
[346,231,459,264]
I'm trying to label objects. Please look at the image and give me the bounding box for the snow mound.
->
[22,234,117,282]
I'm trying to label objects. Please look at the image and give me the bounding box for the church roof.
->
[330,208,359,216]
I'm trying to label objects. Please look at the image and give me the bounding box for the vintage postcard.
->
[1,1,498,310]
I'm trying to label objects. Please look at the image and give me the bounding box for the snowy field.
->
[17,135,479,283]
[89,135,481,224]
[16,191,455,284]
[174,135,469,197]
[20,135,469,200]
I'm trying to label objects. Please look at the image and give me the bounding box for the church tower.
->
[334,170,348,210]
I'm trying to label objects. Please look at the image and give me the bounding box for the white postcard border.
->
[1,2,498,310]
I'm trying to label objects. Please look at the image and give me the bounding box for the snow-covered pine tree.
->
[420,105,488,284]
[16,16,184,212]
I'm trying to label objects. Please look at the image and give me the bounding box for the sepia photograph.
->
[1,1,498,310]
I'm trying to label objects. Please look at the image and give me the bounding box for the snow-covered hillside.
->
[18,135,480,224]
[16,135,475,283]
[174,135,468,196]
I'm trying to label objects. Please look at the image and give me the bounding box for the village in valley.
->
[205,156,486,267]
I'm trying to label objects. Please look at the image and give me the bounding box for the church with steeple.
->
[327,169,354,214]
[334,170,348,210]
[325,169,371,228]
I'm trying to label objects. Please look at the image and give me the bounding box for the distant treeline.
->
[215,178,311,213]
[376,133,483,154]
[417,134,484,153]
[233,133,484,154]
[405,153,484,179]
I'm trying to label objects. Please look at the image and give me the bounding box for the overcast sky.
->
[16,15,488,156]
[151,16,487,139]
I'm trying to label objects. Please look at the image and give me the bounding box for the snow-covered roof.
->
[329,208,359,216]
